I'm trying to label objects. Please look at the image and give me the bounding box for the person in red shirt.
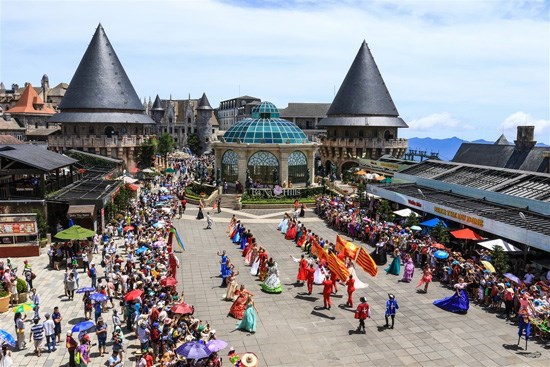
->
[322,275,333,310]
[343,274,355,308]
[306,263,315,295]
[144,350,154,367]
[296,255,308,284]
[355,297,370,333]
[330,269,339,294]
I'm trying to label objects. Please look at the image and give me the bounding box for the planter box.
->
[0,295,10,313]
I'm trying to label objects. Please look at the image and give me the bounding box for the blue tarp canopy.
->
[420,218,447,228]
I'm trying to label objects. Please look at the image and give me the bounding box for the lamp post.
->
[519,212,529,266]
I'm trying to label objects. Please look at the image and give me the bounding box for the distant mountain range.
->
[406,137,548,161]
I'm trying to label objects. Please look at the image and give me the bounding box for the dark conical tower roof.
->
[152,95,164,111]
[319,41,407,128]
[197,93,213,110]
[328,41,398,116]
[58,24,144,111]
[494,134,511,145]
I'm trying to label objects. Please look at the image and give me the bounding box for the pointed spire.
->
[494,134,511,145]
[197,93,212,110]
[58,23,144,111]
[152,95,164,111]
[327,41,399,117]
[0,82,5,92]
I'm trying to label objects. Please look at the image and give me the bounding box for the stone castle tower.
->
[196,92,213,154]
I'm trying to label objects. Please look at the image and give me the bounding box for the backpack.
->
[74,350,81,364]
[87,269,91,278]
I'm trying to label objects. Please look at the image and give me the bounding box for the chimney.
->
[514,126,536,150]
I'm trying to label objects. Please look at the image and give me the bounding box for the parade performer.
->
[385,294,399,329]
[306,263,315,295]
[261,260,283,293]
[416,265,433,293]
[257,251,269,281]
[236,295,258,333]
[225,270,240,301]
[228,285,252,319]
[168,252,180,278]
[285,220,297,240]
[245,243,258,266]
[314,260,327,285]
[280,215,290,234]
[346,259,368,289]
[370,240,387,266]
[517,310,531,350]
[343,274,355,308]
[322,275,333,310]
[402,256,415,283]
[277,214,289,231]
[227,215,237,235]
[385,248,401,276]
[294,254,308,284]
[355,297,370,333]
[221,260,233,288]
[330,268,339,294]
[217,250,228,277]
[433,277,470,314]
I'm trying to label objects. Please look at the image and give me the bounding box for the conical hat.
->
[240,352,258,367]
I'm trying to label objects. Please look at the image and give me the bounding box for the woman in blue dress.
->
[385,248,401,276]
[217,250,228,277]
[240,229,249,251]
[236,295,258,333]
[433,277,470,314]
[232,223,242,244]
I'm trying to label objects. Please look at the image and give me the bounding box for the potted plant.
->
[0,284,10,313]
[16,278,28,304]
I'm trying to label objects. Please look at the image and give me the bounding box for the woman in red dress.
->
[296,229,308,248]
[228,285,252,319]
[242,238,255,258]
[257,251,269,281]
[285,220,297,241]
[344,274,355,307]
[416,265,433,293]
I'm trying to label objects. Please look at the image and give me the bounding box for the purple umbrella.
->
[76,287,95,294]
[175,341,211,360]
[89,292,109,302]
[503,273,521,284]
[206,339,228,353]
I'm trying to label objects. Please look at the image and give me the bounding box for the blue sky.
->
[1,0,549,143]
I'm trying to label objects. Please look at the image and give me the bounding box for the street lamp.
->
[519,212,530,266]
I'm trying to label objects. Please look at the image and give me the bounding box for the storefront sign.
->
[434,206,484,227]
[250,188,300,198]
[0,222,37,235]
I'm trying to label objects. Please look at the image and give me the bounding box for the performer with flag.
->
[322,275,333,310]
[168,252,179,278]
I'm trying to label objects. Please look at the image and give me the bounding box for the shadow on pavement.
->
[311,310,336,320]
[295,294,318,302]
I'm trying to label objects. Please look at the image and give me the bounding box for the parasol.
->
[12,302,35,313]
[410,225,422,231]
[88,292,109,302]
[433,250,449,260]
[481,260,496,273]
[124,289,143,302]
[0,329,16,347]
[450,228,484,241]
[76,287,95,294]
[354,170,367,175]
[164,168,176,174]
[170,302,193,315]
[175,341,211,359]
[54,225,96,240]
[71,320,95,333]
[431,243,446,250]
[160,277,178,287]
[503,273,521,284]
[123,225,134,232]
[206,339,228,353]
[135,246,149,255]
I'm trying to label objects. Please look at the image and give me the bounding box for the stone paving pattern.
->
[0,204,548,366]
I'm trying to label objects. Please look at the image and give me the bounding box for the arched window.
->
[247,151,279,185]
[221,150,238,183]
[104,126,115,138]
[288,151,308,184]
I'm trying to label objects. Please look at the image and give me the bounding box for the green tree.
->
[32,209,48,239]
[137,138,157,168]
[430,222,450,244]
[492,245,509,275]
[377,200,393,222]
[405,213,420,227]
[187,133,200,155]
[158,133,176,159]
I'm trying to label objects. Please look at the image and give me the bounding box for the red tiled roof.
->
[7,84,56,115]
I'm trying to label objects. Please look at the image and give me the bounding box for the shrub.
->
[16,278,27,293]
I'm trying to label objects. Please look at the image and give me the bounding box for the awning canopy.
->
[450,228,484,241]
[477,239,521,252]
[393,208,420,218]
[420,218,447,228]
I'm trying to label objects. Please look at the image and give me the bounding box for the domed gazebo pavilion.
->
[213,101,317,188]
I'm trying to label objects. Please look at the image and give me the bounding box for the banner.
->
[311,241,327,260]
[170,227,185,251]
[327,252,350,281]
[335,235,347,254]
[356,247,377,277]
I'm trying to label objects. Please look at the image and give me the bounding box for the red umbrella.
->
[124,289,143,302]
[431,243,446,249]
[171,303,194,315]
[450,228,484,241]
[160,277,178,287]
[123,225,135,232]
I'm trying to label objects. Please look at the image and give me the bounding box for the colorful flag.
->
[327,252,350,281]
[346,242,359,260]
[335,235,347,254]
[311,241,326,260]
[356,247,377,277]
[170,227,185,251]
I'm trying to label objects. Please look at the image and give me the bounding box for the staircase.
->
[220,194,241,210]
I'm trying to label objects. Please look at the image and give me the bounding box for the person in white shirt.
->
[523,271,535,285]
[42,313,56,353]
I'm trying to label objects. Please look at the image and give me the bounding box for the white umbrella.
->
[123,177,138,184]
[393,208,420,217]
[477,239,521,252]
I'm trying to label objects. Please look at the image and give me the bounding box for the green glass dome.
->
[223,101,309,144]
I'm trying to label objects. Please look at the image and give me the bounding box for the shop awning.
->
[420,218,447,228]
[450,228,484,240]
[67,205,95,218]
[477,239,521,252]
[393,208,420,218]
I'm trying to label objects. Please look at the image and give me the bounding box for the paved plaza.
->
[0,205,548,367]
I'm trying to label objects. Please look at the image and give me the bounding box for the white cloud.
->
[500,112,550,143]
[408,113,474,131]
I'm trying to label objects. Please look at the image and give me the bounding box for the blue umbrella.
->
[0,329,15,347]
[175,341,211,360]
[72,321,95,333]
[153,222,165,229]
[89,292,109,302]
[135,246,149,255]
[76,287,95,294]
[420,218,447,228]
[433,250,449,260]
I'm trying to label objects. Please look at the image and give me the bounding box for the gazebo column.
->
[307,150,315,185]
[279,151,289,186]
[237,150,248,186]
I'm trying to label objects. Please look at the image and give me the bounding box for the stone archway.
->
[247,151,279,185]
[341,160,359,183]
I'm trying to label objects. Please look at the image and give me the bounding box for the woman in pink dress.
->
[416,265,433,293]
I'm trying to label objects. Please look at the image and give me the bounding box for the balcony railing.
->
[48,135,147,149]
[320,137,408,149]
